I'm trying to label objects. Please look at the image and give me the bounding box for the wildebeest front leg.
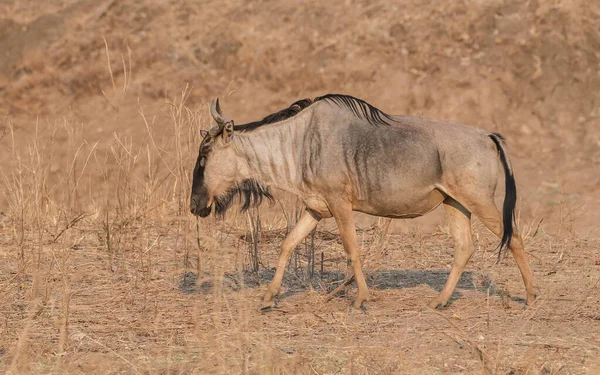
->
[261,210,319,309]
[429,198,474,309]
[331,204,370,309]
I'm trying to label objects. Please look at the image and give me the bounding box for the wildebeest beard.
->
[213,179,274,219]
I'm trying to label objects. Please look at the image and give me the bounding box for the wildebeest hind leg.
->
[468,201,536,306]
[429,197,474,309]
[261,210,319,309]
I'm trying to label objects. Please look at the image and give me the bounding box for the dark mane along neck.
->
[233,94,394,132]
[234,98,314,132]
[313,94,394,126]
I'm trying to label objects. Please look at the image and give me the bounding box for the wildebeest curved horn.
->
[208,124,221,136]
[210,98,230,125]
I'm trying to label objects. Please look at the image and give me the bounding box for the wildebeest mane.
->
[234,99,314,132]
[213,178,274,219]
[314,94,394,126]
[232,94,393,132]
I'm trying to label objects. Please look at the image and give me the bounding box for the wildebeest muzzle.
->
[190,195,212,217]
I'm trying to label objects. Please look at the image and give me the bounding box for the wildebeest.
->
[190,94,535,310]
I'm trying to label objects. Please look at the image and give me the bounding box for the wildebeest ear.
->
[222,121,234,144]
[200,130,209,139]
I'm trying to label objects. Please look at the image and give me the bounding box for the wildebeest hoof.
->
[523,301,535,311]
[260,299,277,311]
[351,299,368,312]
[428,299,448,310]
[348,304,367,314]
[525,293,537,307]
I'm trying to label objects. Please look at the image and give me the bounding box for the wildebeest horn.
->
[210,98,230,125]
[208,124,221,136]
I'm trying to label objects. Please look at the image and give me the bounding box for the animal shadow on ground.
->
[178,268,524,305]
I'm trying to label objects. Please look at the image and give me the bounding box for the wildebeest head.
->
[190,99,274,218]
[190,98,238,217]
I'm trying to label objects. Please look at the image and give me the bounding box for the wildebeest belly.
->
[352,187,445,218]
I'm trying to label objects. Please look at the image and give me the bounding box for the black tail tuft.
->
[489,133,516,259]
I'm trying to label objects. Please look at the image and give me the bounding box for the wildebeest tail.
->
[489,133,516,259]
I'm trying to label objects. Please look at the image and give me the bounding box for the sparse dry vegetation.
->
[1,0,599,374]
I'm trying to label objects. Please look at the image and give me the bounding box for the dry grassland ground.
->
[1,0,599,374]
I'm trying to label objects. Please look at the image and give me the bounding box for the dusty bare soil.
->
[1,212,599,374]
[1,0,599,374]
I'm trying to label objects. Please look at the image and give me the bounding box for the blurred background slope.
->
[0,0,598,236]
